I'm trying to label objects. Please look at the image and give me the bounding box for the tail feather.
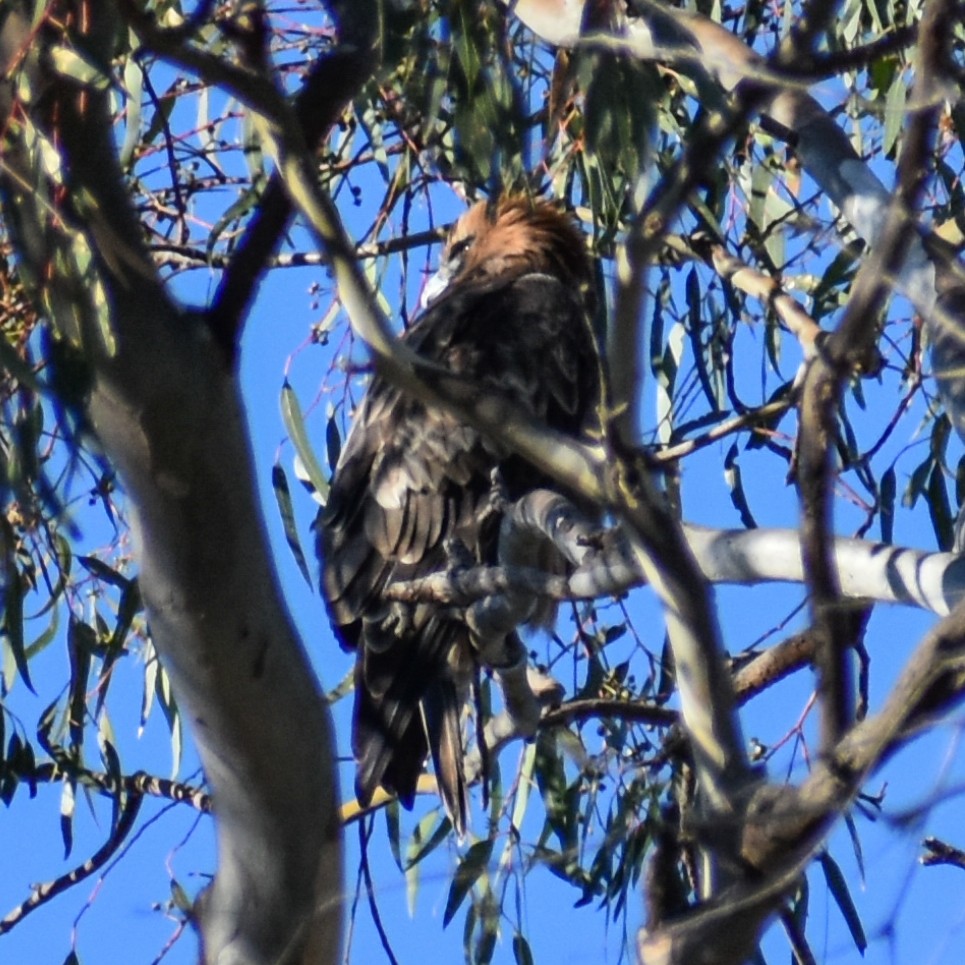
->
[351,615,471,831]
[422,676,468,836]
[354,679,426,809]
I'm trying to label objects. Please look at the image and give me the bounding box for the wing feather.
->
[319,268,599,833]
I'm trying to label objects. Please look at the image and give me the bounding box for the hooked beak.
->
[420,263,454,309]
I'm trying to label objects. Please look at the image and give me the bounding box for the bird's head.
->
[421,196,594,309]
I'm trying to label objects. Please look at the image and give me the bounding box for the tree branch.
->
[795,0,948,751]
[921,836,965,870]
[0,791,142,937]
[508,0,965,442]
[0,4,356,960]
[387,494,965,617]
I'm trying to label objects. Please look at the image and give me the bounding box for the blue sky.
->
[4,11,965,963]
[4,194,965,964]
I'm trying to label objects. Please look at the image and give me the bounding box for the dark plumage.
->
[318,196,601,832]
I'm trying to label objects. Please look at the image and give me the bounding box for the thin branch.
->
[795,0,949,753]
[391,525,963,611]
[698,241,824,355]
[541,698,677,729]
[732,606,872,707]
[151,225,449,272]
[0,792,142,936]
[15,755,212,813]
[921,836,965,870]
[778,903,818,965]
[358,820,400,965]
[122,0,380,358]
[654,399,793,464]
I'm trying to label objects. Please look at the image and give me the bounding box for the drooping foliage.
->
[2,2,964,963]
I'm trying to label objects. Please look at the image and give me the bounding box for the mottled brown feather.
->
[318,197,601,833]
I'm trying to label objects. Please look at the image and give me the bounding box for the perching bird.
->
[318,196,601,832]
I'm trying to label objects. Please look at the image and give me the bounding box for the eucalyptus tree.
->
[2,2,964,963]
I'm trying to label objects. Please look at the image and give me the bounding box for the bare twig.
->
[795,0,950,753]
[16,755,212,813]
[921,836,965,870]
[0,792,142,936]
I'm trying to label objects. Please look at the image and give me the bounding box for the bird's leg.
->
[491,642,541,738]
[442,535,476,570]
[476,466,509,533]
[463,567,543,736]
[461,662,567,785]
[466,490,622,740]
[364,600,414,651]
[501,489,605,568]
[465,586,538,660]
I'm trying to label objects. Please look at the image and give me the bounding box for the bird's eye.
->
[447,235,475,262]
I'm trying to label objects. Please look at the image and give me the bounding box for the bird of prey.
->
[318,196,601,832]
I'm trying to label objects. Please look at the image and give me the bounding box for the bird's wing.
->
[318,272,598,827]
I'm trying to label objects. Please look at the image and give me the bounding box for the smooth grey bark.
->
[0,6,342,962]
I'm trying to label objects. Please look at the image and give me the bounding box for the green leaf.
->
[581,52,655,189]
[443,838,493,927]
[880,466,896,544]
[534,731,570,850]
[78,555,131,589]
[405,809,451,915]
[141,78,179,150]
[272,464,312,587]
[883,70,906,159]
[60,778,76,858]
[819,851,867,953]
[724,443,757,529]
[170,878,192,913]
[280,381,329,504]
[576,650,605,700]
[510,742,536,832]
[1,733,19,806]
[956,454,965,510]
[67,620,95,753]
[140,641,158,734]
[325,412,342,474]
[207,172,268,260]
[927,464,954,551]
[107,576,140,654]
[155,662,183,777]
[119,57,144,170]
[790,873,809,936]
[49,44,111,91]
[512,933,534,965]
[100,733,122,829]
[91,578,140,719]
[930,413,951,461]
[385,800,403,872]
[531,844,591,889]
[1,558,34,694]
[476,925,497,964]
[843,813,866,885]
[462,900,477,961]
[903,455,932,510]
[324,666,354,705]
[241,109,266,183]
[100,736,122,787]
[0,330,41,391]
[404,810,452,870]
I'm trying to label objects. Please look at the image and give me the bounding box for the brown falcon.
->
[318,196,601,832]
